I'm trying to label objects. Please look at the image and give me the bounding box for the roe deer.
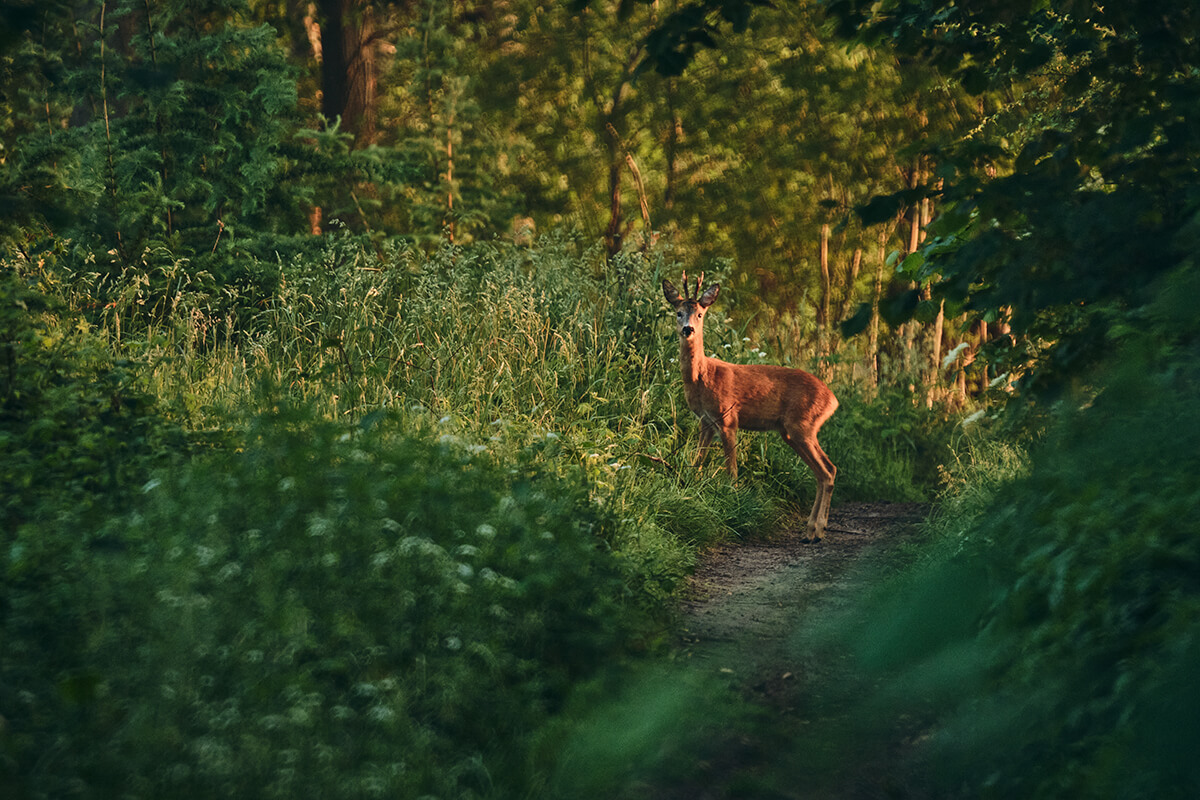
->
[663,273,839,541]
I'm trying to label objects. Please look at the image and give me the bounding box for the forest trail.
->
[669,501,934,799]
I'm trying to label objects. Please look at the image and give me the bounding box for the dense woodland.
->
[2,1,1199,798]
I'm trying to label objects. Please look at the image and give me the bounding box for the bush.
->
[846,324,1200,798]
[1,407,647,799]
[0,269,183,529]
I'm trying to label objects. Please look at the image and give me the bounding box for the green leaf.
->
[840,301,874,338]
[881,288,921,326]
[959,65,990,95]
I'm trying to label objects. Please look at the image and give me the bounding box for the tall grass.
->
[93,233,940,499]
[38,232,955,603]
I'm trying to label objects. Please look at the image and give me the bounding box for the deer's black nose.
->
[681,325,694,336]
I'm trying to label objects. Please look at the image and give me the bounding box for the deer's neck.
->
[679,332,707,384]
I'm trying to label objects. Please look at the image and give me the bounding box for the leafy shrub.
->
[846,312,1200,797]
[1,407,646,799]
[0,268,183,528]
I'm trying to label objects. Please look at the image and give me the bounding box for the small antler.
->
[679,271,707,301]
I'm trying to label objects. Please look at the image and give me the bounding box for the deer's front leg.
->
[693,418,718,469]
[719,425,738,481]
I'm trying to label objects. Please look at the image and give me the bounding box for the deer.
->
[663,272,839,541]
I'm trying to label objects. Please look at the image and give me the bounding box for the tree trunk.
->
[444,119,455,242]
[838,247,863,324]
[817,223,832,380]
[317,0,377,144]
[626,153,652,252]
[921,193,942,408]
[900,162,923,385]
[926,299,944,408]
[869,228,886,390]
[604,147,623,258]
[665,79,681,211]
[301,3,325,231]
[317,0,348,121]
[977,317,989,389]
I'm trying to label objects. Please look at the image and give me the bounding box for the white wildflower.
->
[942,341,971,369]
[961,409,987,428]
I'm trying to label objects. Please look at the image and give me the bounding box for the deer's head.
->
[663,272,719,340]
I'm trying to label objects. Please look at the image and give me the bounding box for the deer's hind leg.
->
[781,428,837,542]
[808,438,837,537]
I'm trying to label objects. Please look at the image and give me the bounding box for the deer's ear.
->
[662,279,682,307]
[698,283,720,308]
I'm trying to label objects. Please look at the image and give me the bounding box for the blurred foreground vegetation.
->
[840,265,1200,798]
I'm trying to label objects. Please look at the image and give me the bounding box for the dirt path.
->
[668,501,934,799]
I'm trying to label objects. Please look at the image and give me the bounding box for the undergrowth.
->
[840,265,1200,798]
[2,234,952,797]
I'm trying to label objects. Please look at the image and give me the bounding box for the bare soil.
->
[667,501,937,799]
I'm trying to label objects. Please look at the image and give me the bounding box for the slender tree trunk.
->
[301,3,324,231]
[926,299,944,407]
[351,6,377,144]
[665,79,681,211]
[444,119,455,242]
[581,6,640,260]
[900,163,923,385]
[287,1,321,61]
[838,247,863,324]
[977,317,989,389]
[955,315,972,400]
[817,223,832,380]
[921,193,943,407]
[869,227,886,391]
[605,152,623,258]
[626,153,652,252]
[603,121,625,258]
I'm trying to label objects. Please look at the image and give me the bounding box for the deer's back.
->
[693,358,838,431]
